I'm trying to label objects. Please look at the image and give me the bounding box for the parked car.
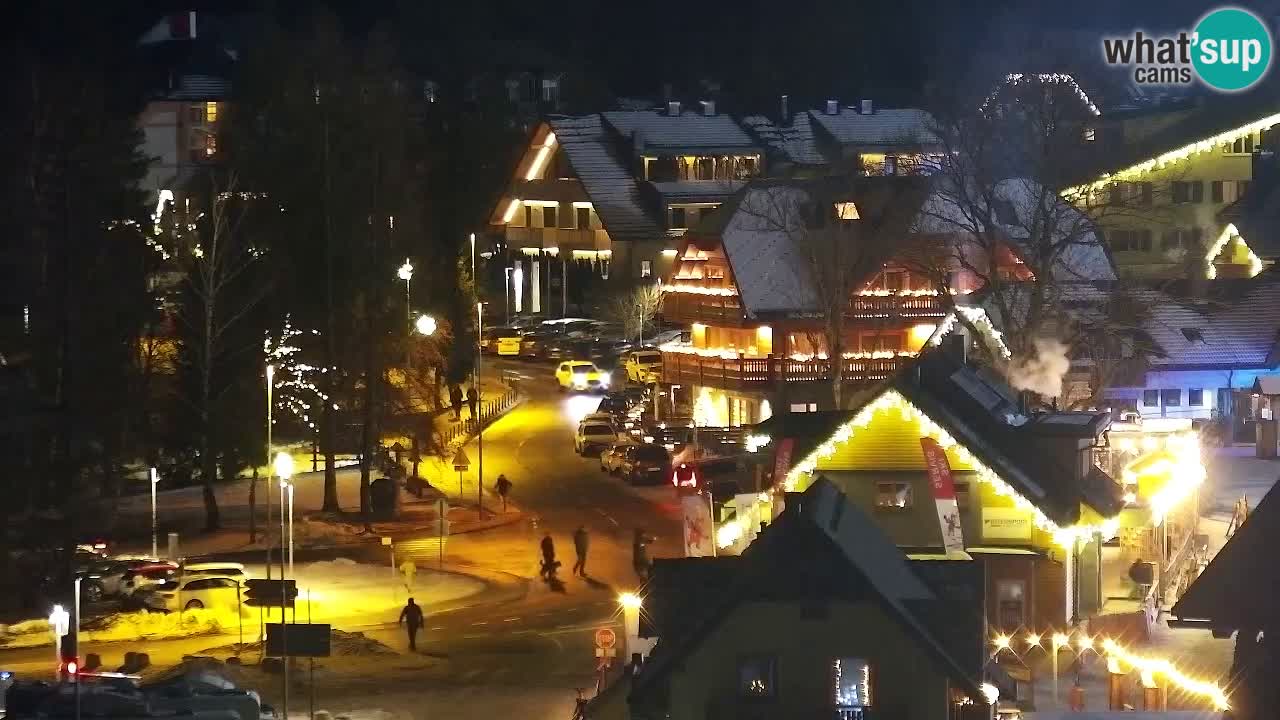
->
[520,332,552,359]
[481,327,520,354]
[120,563,179,598]
[599,441,635,473]
[620,444,672,485]
[555,360,610,393]
[181,562,248,583]
[649,329,690,347]
[596,393,634,418]
[77,560,131,602]
[623,350,664,384]
[492,327,525,356]
[138,575,242,613]
[575,421,618,455]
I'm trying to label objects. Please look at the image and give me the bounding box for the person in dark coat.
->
[633,527,655,581]
[448,385,463,420]
[540,533,558,579]
[466,386,479,420]
[572,525,590,577]
[399,598,424,650]
[495,474,512,512]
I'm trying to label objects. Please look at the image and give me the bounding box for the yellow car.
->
[555,360,610,393]
[623,350,663,384]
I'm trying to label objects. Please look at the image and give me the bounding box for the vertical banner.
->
[531,260,542,314]
[772,438,795,487]
[681,494,714,557]
[513,260,524,313]
[920,437,965,554]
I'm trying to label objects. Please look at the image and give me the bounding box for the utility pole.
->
[561,253,568,317]
[476,302,484,520]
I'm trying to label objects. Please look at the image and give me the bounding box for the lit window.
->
[876,481,912,509]
[205,133,217,157]
[832,657,871,708]
[205,102,218,123]
[738,656,777,699]
[834,202,860,220]
[1083,127,1096,142]
[641,260,652,278]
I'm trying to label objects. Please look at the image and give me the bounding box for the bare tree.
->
[172,175,266,531]
[606,284,663,345]
[737,179,930,408]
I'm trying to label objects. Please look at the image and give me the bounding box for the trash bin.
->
[369,477,397,520]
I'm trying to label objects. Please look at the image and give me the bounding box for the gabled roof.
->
[601,109,760,153]
[545,115,663,243]
[631,477,988,705]
[809,107,941,149]
[1220,183,1280,260]
[754,350,1122,524]
[740,112,830,167]
[1064,272,1280,371]
[708,176,931,317]
[1172,481,1280,629]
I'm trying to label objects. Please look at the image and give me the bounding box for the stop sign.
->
[594,627,617,650]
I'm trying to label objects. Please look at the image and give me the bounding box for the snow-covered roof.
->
[809,107,940,148]
[740,113,829,166]
[601,110,760,152]
[719,185,821,315]
[547,115,663,243]
[1065,273,1280,370]
[163,74,231,101]
[917,177,1117,283]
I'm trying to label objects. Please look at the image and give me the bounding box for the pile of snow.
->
[330,630,397,657]
[0,609,241,649]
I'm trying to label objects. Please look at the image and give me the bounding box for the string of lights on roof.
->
[661,284,738,296]
[779,388,1120,546]
[1068,111,1280,194]
[1204,223,1264,279]
[927,306,1013,359]
[981,73,1101,117]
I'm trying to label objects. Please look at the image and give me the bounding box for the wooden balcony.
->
[504,226,610,252]
[661,351,907,391]
[662,293,746,326]
[848,294,946,318]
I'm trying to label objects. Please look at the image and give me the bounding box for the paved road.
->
[1,358,682,719]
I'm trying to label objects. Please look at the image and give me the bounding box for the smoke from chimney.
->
[1005,338,1071,399]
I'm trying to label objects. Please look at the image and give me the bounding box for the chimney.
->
[825,99,839,115]
[662,83,673,103]
[780,94,790,122]
[941,333,967,366]
[860,99,874,115]
[699,99,716,116]
[666,100,682,116]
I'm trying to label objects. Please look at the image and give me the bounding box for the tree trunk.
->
[248,466,258,543]
[320,116,341,513]
[200,431,220,531]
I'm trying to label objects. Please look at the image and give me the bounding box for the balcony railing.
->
[848,294,946,318]
[662,293,745,326]
[504,226,610,251]
[661,352,907,390]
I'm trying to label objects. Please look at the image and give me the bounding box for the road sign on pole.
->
[451,448,471,471]
[594,627,617,651]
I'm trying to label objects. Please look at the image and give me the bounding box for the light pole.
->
[504,267,512,326]
[469,232,476,287]
[265,364,274,580]
[275,451,295,579]
[476,302,484,520]
[398,259,414,373]
[150,467,159,559]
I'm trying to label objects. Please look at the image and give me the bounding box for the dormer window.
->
[1181,328,1206,344]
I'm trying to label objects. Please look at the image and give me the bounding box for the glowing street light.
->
[274,452,295,578]
[397,259,414,282]
[415,314,437,337]
[992,633,1011,654]
[398,259,414,372]
[150,467,160,560]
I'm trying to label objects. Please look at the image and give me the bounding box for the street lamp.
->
[265,364,275,579]
[503,267,512,325]
[150,467,159,559]
[415,314,437,337]
[274,451,295,578]
[398,259,414,372]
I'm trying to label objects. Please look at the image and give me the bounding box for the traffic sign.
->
[244,579,298,608]
[266,623,331,658]
[594,627,617,650]
[451,448,471,471]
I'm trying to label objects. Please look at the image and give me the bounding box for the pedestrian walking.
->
[495,474,512,512]
[399,597,424,651]
[449,384,463,421]
[540,533,559,580]
[632,527,655,581]
[572,525,590,577]
[466,386,479,420]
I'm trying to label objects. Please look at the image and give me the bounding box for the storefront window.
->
[876,481,913,509]
[738,655,777,699]
[832,657,871,709]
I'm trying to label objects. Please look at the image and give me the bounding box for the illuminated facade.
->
[1069,104,1280,281]
[487,106,763,301]
[660,176,1033,424]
